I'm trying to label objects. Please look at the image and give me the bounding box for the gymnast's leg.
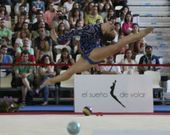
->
[42,57,93,86]
[88,27,153,62]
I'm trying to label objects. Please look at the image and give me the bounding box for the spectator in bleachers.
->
[101,0,113,6]
[51,9,70,30]
[97,2,104,15]
[16,37,34,58]
[57,47,75,69]
[121,12,133,35]
[120,49,138,74]
[14,38,36,63]
[84,1,94,15]
[0,5,11,21]
[14,30,31,59]
[114,22,122,42]
[85,5,103,25]
[0,18,12,42]
[100,2,113,19]
[44,3,56,28]
[32,20,50,39]
[138,45,160,74]
[13,15,26,32]
[69,8,83,28]
[17,21,32,39]
[54,22,71,46]
[36,54,56,105]
[0,44,13,76]
[32,0,45,13]
[14,50,34,104]
[63,0,74,16]
[15,49,36,64]
[104,8,116,22]
[129,23,145,57]
[31,10,50,31]
[14,0,30,17]
[71,2,84,17]
[0,45,13,64]
[119,5,129,25]
[70,36,81,59]
[34,26,53,62]
[75,19,84,29]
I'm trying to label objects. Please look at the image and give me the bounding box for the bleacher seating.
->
[128,0,170,6]
[139,17,170,27]
[129,6,170,17]
[128,0,170,65]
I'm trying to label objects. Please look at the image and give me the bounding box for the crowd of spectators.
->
[0,0,160,105]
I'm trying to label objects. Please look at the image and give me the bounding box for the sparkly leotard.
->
[58,24,103,64]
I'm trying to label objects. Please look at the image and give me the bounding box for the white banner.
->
[74,75,153,113]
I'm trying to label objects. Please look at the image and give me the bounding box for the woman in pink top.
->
[121,12,133,35]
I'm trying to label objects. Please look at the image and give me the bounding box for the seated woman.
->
[39,21,153,88]
[121,12,133,35]
[57,47,75,70]
[120,49,138,74]
[129,23,145,57]
[36,54,56,105]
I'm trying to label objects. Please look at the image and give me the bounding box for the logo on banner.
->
[110,80,126,108]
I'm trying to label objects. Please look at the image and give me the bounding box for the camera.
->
[58,15,67,20]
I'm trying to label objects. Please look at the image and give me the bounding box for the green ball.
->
[67,121,80,135]
[82,106,92,116]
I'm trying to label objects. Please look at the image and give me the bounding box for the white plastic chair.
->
[56,53,61,63]
[115,54,124,63]
[144,70,161,88]
[144,70,163,102]
[159,57,163,64]
[167,80,170,93]
[135,54,144,64]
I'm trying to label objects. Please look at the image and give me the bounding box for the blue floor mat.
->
[19,105,170,112]
[19,105,74,112]
[154,105,170,112]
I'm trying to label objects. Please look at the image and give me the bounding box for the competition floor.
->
[0,114,170,135]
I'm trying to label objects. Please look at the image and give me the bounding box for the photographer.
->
[31,10,50,31]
